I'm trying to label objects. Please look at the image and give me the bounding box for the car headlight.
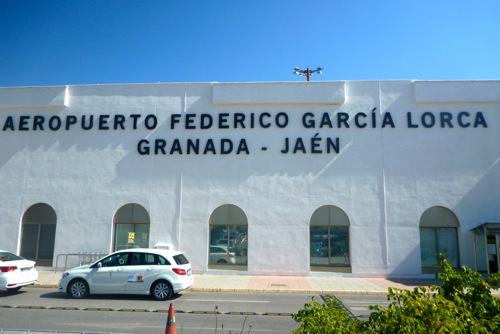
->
[62,272,70,279]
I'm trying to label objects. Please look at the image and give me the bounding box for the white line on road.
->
[182,299,270,303]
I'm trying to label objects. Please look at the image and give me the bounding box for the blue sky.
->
[1,0,499,86]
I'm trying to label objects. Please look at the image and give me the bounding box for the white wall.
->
[0,80,498,277]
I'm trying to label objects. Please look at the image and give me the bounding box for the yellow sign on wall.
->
[128,232,135,244]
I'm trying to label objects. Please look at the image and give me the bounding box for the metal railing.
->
[55,252,107,272]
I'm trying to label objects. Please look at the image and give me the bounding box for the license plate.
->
[21,267,32,271]
[187,269,192,276]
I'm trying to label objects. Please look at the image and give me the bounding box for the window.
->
[101,252,130,267]
[20,203,57,266]
[173,254,190,265]
[419,206,459,273]
[113,204,150,251]
[209,204,248,270]
[310,206,350,272]
[132,253,170,266]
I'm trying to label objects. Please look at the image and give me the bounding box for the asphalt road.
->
[1,288,309,333]
[0,289,392,333]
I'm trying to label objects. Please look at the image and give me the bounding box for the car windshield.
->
[173,253,189,265]
[0,252,23,262]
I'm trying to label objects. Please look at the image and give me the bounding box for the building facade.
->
[0,80,499,277]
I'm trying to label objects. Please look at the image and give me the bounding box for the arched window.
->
[310,205,350,272]
[20,203,57,266]
[419,206,459,273]
[209,204,248,270]
[113,204,150,251]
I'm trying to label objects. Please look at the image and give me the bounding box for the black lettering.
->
[82,115,94,130]
[474,112,488,128]
[219,113,230,129]
[98,115,110,130]
[421,112,435,128]
[311,133,321,153]
[337,113,350,128]
[327,138,340,154]
[276,112,289,128]
[381,113,395,128]
[33,116,45,130]
[171,114,181,129]
[130,114,141,129]
[2,116,14,131]
[221,139,232,154]
[371,108,377,128]
[440,112,453,128]
[49,116,61,130]
[19,116,30,131]
[155,139,167,154]
[65,115,77,130]
[143,114,157,130]
[204,139,216,154]
[187,139,199,154]
[319,113,333,128]
[302,113,315,128]
[236,139,250,154]
[200,114,212,129]
[407,112,418,128]
[185,114,196,129]
[170,139,182,154]
[114,114,125,130]
[293,138,306,153]
[281,138,289,153]
[137,139,150,155]
[259,112,271,128]
[354,113,367,128]
[457,111,470,128]
[234,113,245,128]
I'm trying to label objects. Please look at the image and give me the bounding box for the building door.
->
[310,205,351,273]
[487,235,499,273]
[419,206,459,274]
[20,203,57,266]
[113,204,150,251]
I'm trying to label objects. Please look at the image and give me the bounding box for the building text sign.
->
[0,109,488,155]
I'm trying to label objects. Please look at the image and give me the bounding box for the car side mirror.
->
[97,262,102,268]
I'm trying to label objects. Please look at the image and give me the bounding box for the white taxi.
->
[58,248,193,300]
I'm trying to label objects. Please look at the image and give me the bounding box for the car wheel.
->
[217,259,227,264]
[68,279,89,299]
[6,287,22,293]
[151,280,173,301]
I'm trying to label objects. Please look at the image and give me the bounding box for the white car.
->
[58,248,193,300]
[209,245,236,264]
[0,250,38,292]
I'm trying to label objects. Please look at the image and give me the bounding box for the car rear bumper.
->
[172,276,194,293]
[0,279,38,290]
[0,270,38,290]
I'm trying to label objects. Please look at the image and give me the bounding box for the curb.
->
[31,283,500,297]
[30,283,389,295]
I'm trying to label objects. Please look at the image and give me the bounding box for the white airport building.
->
[0,80,499,277]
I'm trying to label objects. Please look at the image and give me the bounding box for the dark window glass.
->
[173,254,189,265]
[310,226,350,267]
[101,252,130,267]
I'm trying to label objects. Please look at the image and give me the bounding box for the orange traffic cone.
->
[165,303,176,334]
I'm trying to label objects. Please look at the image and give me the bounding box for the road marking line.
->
[183,299,270,303]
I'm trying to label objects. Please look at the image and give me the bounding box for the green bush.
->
[292,254,500,333]
[292,295,366,333]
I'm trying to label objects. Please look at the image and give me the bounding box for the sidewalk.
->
[34,270,450,295]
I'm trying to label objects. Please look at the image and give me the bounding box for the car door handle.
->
[147,267,155,271]
[117,268,125,272]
